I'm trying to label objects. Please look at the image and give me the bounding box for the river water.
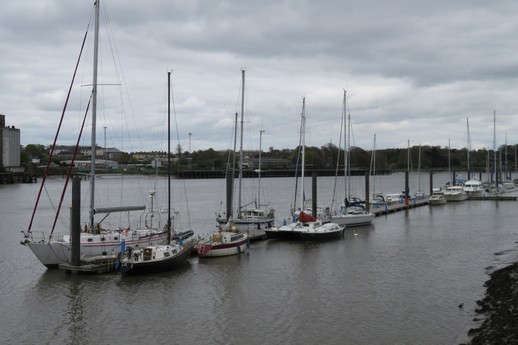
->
[1,172,517,345]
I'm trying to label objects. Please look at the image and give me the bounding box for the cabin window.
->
[87,238,93,242]
[113,236,118,241]
[100,237,105,242]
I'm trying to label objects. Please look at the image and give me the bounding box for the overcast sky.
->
[2,0,518,154]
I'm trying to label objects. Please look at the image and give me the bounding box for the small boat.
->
[429,192,447,205]
[331,205,375,227]
[443,186,467,201]
[119,233,196,274]
[195,231,249,257]
[463,178,484,198]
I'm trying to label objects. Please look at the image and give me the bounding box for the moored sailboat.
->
[119,71,197,274]
[330,90,374,227]
[21,0,168,268]
[265,97,344,240]
[217,69,274,240]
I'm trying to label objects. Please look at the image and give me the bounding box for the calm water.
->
[1,173,518,345]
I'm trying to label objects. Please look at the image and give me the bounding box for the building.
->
[0,114,21,169]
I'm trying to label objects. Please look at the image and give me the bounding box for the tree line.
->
[21,143,518,173]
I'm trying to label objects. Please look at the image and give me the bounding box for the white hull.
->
[429,195,447,205]
[23,231,168,267]
[196,242,248,257]
[465,189,484,198]
[217,216,273,240]
[443,194,467,201]
[330,212,374,227]
[443,186,467,202]
[196,231,248,257]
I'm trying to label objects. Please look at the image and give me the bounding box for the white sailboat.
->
[217,69,274,240]
[330,90,374,227]
[265,97,344,240]
[21,0,168,268]
[463,118,484,198]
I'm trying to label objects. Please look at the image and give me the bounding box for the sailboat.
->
[21,0,169,268]
[216,69,274,240]
[463,118,484,198]
[265,98,344,240]
[196,70,250,257]
[330,90,374,227]
[119,71,196,274]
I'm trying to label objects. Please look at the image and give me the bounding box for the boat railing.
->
[24,231,66,243]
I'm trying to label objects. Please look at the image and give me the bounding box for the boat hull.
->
[266,222,344,241]
[265,227,304,240]
[23,231,169,268]
[443,194,467,201]
[120,243,194,274]
[330,213,375,227]
[299,228,344,240]
[196,239,248,257]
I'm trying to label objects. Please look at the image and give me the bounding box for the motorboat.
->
[463,178,484,198]
[443,186,467,201]
[429,192,447,205]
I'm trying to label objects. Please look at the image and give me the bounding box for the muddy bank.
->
[463,262,518,344]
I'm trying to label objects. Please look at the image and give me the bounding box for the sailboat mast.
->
[238,69,245,218]
[167,70,172,243]
[347,113,351,199]
[493,110,498,183]
[466,118,471,176]
[89,0,100,230]
[258,129,265,207]
[342,90,347,200]
[300,97,306,211]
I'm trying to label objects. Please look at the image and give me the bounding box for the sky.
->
[1,0,518,154]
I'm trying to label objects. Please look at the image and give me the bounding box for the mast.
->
[300,97,306,211]
[466,118,471,178]
[167,70,172,243]
[342,90,347,201]
[371,133,376,194]
[258,129,265,208]
[230,112,238,219]
[493,110,498,184]
[448,138,451,183]
[89,0,100,230]
[346,113,351,199]
[238,69,245,218]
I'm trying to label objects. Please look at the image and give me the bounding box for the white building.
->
[0,114,21,168]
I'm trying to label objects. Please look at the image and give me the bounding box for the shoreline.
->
[462,262,518,344]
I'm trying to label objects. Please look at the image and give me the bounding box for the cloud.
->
[2,0,518,153]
